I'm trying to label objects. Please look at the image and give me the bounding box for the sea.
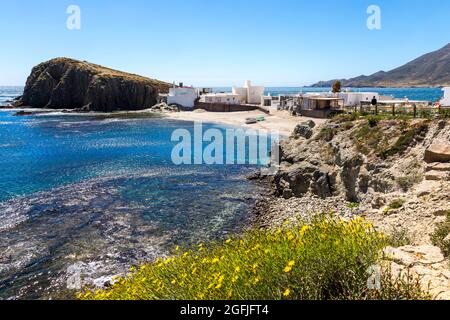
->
[0,85,444,299]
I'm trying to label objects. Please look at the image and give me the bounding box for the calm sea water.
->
[0,87,271,299]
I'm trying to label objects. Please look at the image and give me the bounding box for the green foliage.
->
[78,216,428,301]
[316,127,338,142]
[438,109,450,119]
[332,112,359,123]
[388,199,405,210]
[367,116,379,128]
[378,123,429,159]
[386,227,412,247]
[396,174,423,192]
[332,81,342,93]
[431,211,450,258]
[352,123,384,155]
[347,202,360,209]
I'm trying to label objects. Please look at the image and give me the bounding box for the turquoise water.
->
[0,104,269,299]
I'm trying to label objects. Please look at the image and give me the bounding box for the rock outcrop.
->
[383,245,450,299]
[425,144,450,163]
[16,58,171,112]
[260,118,450,244]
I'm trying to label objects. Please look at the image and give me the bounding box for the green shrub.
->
[431,211,450,258]
[379,123,429,159]
[368,116,379,128]
[386,227,412,247]
[332,112,359,123]
[78,216,428,300]
[396,174,423,192]
[316,127,337,142]
[388,199,405,210]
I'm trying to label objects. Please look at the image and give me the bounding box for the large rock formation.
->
[16,58,171,112]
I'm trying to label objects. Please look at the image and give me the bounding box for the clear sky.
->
[1,0,450,86]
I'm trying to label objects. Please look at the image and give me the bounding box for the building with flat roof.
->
[199,92,240,105]
[232,80,265,104]
[167,86,198,108]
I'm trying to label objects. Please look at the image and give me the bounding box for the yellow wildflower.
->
[284,266,293,273]
[283,289,291,297]
[211,257,220,264]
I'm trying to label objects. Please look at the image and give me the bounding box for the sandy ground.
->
[166,110,327,136]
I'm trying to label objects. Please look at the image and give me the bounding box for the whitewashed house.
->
[337,92,380,107]
[440,87,450,106]
[199,93,240,104]
[232,80,265,104]
[167,87,197,108]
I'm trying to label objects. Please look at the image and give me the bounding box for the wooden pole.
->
[413,104,417,118]
[392,104,396,117]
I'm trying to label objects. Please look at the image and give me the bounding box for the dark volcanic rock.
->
[16,58,171,112]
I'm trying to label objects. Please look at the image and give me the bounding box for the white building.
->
[167,87,197,108]
[440,87,450,106]
[232,80,265,104]
[199,93,240,104]
[337,92,380,107]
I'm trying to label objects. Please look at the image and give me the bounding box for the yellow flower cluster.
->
[79,215,387,301]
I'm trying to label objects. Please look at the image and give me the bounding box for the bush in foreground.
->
[78,216,428,300]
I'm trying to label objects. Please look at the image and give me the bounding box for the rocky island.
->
[14,58,171,112]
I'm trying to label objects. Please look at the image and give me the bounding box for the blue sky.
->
[1,0,450,86]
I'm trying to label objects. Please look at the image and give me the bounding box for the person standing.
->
[371,96,378,115]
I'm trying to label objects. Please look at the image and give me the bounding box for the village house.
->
[167,83,198,108]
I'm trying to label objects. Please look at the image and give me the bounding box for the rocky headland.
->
[254,115,450,299]
[15,58,171,112]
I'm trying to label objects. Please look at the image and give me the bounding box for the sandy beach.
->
[166,110,327,136]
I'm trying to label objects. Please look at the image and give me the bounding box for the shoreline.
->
[164,110,327,137]
[1,107,326,137]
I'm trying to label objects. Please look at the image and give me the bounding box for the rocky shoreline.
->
[249,116,450,299]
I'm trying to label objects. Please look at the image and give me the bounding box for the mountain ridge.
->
[311,43,450,88]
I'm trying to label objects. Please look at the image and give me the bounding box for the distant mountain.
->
[311,43,450,88]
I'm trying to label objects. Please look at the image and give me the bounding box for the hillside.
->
[16,58,171,112]
[312,43,450,88]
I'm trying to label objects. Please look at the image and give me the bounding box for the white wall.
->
[200,94,240,105]
[337,92,379,106]
[441,87,450,106]
[167,88,197,108]
[248,86,265,104]
[232,87,247,103]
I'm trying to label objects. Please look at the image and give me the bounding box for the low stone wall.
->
[195,102,260,113]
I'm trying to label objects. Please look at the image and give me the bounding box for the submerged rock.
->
[15,58,171,112]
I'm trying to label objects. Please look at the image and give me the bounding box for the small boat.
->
[245,118,258,124]
[256,115,266,122]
